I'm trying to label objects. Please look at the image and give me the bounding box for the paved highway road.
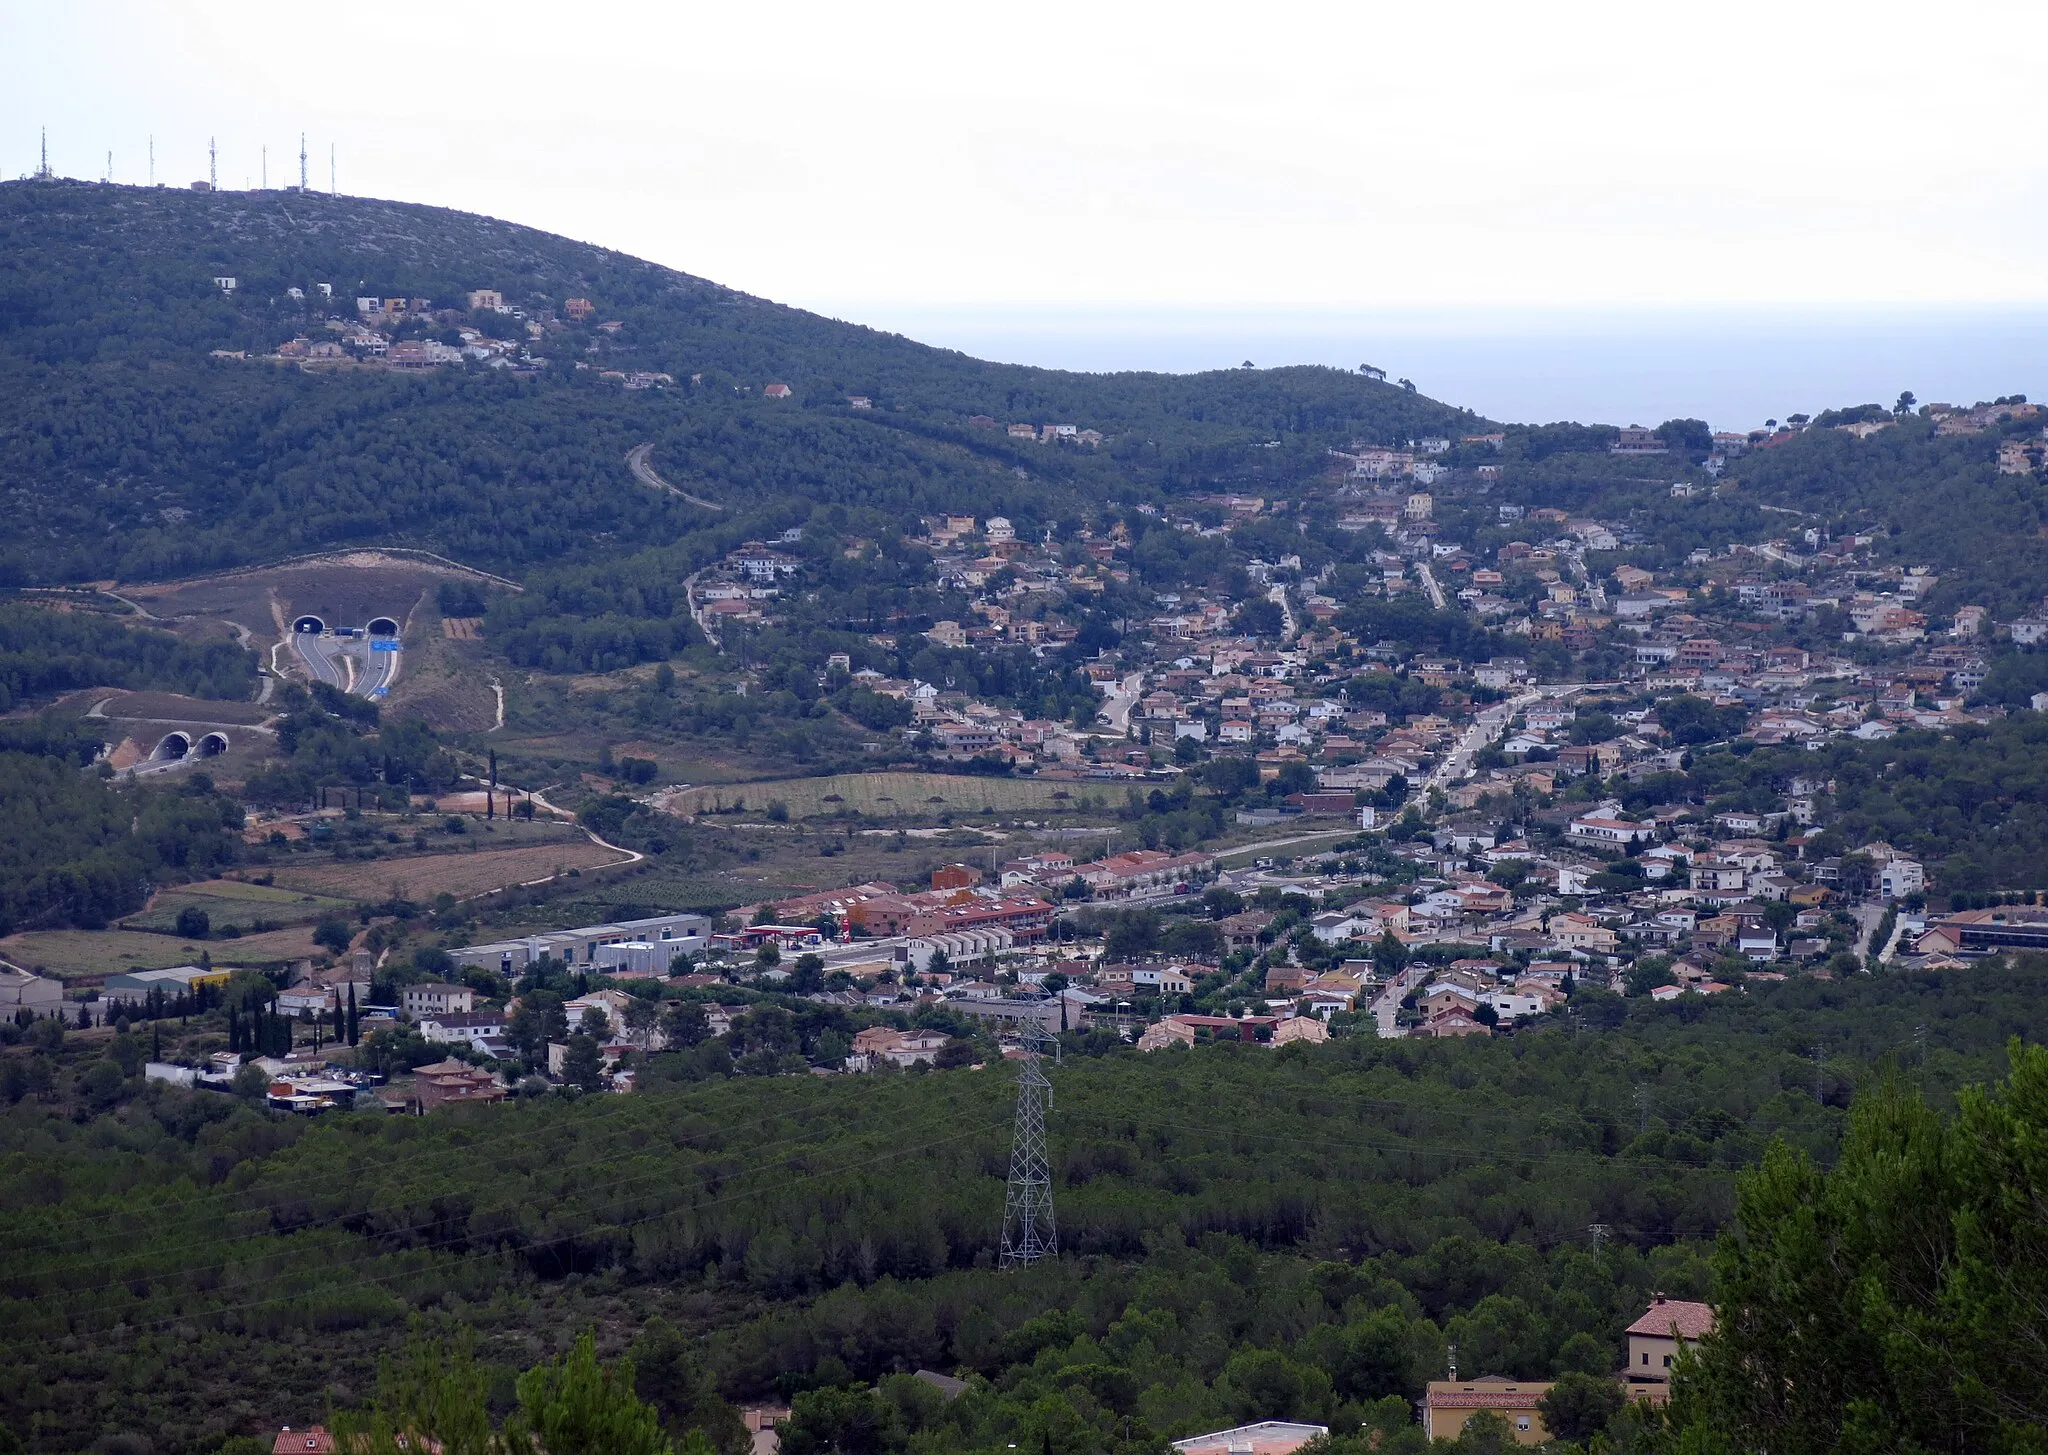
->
[291,629,352,689]
[290,625,403,698]
[360,636,403,698]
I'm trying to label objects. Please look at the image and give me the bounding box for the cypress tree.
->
[227,1005,240,1053]
[346,982,359,1046]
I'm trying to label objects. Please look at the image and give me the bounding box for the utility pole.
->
[998,1022,1058,1268]
[1589,1222,1610,1249]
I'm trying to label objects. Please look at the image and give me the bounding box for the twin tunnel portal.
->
[288,614,404,699]
[293,616,400,637]
[138,614,402,768]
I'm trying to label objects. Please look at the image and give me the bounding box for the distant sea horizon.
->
[833,303,2048,434]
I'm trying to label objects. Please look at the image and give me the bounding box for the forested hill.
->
[0,179,1480,585]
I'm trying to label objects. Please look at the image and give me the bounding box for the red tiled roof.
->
[1427,1380,1550,1409]
[1626,1298,1715,1340]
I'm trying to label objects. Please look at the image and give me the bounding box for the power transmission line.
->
[999,1024,1058,1268]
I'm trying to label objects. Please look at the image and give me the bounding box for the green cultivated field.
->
[119,878,354,932]
[669,771,1105,820]
[0,923,323,983]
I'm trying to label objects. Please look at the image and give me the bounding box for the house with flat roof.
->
[402,983,475,1018]
[1171,1421,1328,1455]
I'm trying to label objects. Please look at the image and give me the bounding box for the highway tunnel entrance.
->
[293,616,326,634]
[196,732,230,758]
[152,732,191,761]
[366,617,400,637]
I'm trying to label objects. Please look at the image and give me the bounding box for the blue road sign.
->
[370,639,401,651]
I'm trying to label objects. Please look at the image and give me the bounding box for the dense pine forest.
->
[0,179,1477,587]
[3,963,2045,1453]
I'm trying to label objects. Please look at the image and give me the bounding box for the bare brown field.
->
[442,617,483,639]
[269,840,631,900]
[383,619,498,731]
[115,551,513,660]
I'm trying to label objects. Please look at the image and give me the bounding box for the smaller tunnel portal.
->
[366,616,400,637]
[196,732,230,758]
[293,616,325,634]
[153,732,191,761]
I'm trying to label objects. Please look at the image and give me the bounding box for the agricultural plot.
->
[0,924,323,984]
[664,772,1100,820]
[120,879,353,933]
[268,839,632,901]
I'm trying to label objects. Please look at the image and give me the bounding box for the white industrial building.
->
[450,913,711,974]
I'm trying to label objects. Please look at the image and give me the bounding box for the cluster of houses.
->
[209,283,632,375]
[963,417,1106,447]
[689,532,808,630]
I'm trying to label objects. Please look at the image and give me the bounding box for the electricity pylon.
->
[998,1021,1058,1268]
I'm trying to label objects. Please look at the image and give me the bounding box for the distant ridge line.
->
[112,547,526,592]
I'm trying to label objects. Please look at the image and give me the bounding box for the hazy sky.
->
[8,0,2048,321]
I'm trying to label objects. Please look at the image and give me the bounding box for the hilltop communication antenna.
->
[149,135,154,186]
[299,133,307,190]
[329,143,336,196]
[998,1021,1058,1268]
[208,136,217,190]
[261,143,267,189]
[35,127,53,179]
